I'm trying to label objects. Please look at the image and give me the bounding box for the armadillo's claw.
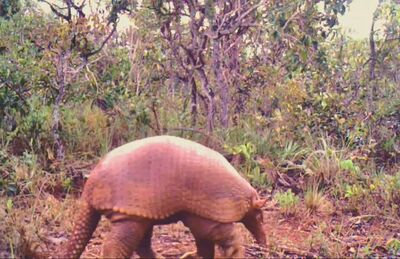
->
[155,253,166,259]
[179,250,197,259]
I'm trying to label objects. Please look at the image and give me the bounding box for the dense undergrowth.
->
[1,1,399,257]
[1,92,398,257]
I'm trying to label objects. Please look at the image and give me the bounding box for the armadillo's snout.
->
[256,230,267,247]
[241,208,266,247]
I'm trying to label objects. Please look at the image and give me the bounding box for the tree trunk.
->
[369,19,377,100]
[189,72,198,127]
[227,38,242,126]
[212,38,229,128]
[196,68,215,132]
[52,51,68,161]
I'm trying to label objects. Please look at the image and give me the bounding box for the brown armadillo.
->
[56,135,267,258]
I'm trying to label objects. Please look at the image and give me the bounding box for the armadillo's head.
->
[241,196,267,246]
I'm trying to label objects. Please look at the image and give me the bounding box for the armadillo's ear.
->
[253,197,267,209]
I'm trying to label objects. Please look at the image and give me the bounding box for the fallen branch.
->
[247,242,318,258]
[348,214,376,222]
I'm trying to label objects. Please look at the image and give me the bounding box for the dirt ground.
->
[2,187,398,258]
[39,196,398,258]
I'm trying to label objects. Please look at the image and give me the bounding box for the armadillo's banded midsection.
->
[88,184,252,222]
[83,179,256,223]
[85,178,255,223]
[91,200,252,223]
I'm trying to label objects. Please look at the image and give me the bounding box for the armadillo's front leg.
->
[194,238,214,258]
[181,214,214,258]
[136,227,158,259]
[182,214,244,259]
[215,225,243,258]
[102,219,150,258]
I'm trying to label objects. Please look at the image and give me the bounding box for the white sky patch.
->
[338,0,379,39]
[36,0,382,39]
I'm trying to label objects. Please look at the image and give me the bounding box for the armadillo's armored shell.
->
[82,135,259,223]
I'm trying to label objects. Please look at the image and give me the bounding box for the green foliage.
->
[247,165,268,188]
[274,189,299,216]
[344,184,364,200]
[19,98,52,148]
[130,96,153,135]
[339,159,360,175]
[0,0,20,18]
[0,13,47,89]
[387,238,400,256]
[0,2,398,257]
[278,140,308,162]
[62,177,73,193]
[100,48,131,86]
[228,142,256,162]
[6,198,13,211]
[0,151,18,195]
[221,119,275,157]
[385,172,400,209]
[342,182,368,213]
[0,96,52,157]
[62,104,111,156]
[0,150,38,197]
[224,141,267,187]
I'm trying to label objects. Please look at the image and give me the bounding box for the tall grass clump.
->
[62,104,112,157]
[304,185,328,213]
[303,137,344,187]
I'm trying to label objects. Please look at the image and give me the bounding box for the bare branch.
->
[82,23,117,59]
[281,6,300,32]
[39,0,71,21]
[70,0,86,18]
[218,3,261,35]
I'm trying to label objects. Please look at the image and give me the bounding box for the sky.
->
[36,0,380,40]
[338,0,380,39]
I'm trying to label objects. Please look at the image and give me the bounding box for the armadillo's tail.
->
[57,201,101,258]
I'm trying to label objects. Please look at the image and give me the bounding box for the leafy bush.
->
[224,141,270,187]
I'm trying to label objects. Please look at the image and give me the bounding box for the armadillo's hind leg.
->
[59,201,101,258]
[102,219,150,258]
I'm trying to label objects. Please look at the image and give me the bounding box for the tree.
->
[367,0,400,100]
[36,0,133,160]
[151,0,262,131]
